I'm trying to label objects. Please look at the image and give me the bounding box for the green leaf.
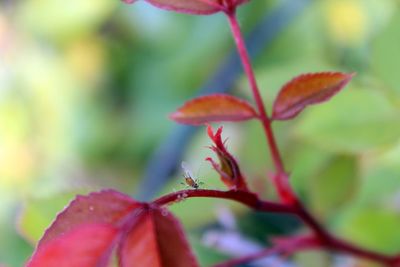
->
[356,143,400,204]
[0,222,32,267]
[295,88,400,153]
[307,156,358,219]
[285,142,333,196]
[372,12,400,96]
[286,143,358,219]
[336,207,400,254]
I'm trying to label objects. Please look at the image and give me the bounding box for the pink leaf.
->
[38,190,141,248]
[27,190,200,267]
[119,206,199,267]
[123,0,250,15]
[272,72,354,120]
[27,224,118,267]
[170,94,257,125]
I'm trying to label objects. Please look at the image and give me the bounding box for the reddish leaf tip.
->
[272,71,354,121]
[206,124,215,139]
[170,94,257,125]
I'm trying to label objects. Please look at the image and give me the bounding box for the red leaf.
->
[122,0,249,15]
[272,72,354,120]
[28,190,200,266]
[170,94,257,125]
[119,206,199,267]
[38,190,141,248]
[144,0,221,15]
[27,224,118,267]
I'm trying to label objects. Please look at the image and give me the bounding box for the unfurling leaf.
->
[170,94,257,125]
[206,125,248,191]
[27,224,118,267]
[122,0,249,15]
[119,206,199,267]
[272,72,354,120]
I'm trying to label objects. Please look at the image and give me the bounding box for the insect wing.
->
[181,161,194,179]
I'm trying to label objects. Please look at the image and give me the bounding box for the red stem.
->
[325,237,395,265]
[154,189,294,213]
[221,9,399,267]
[293,204,396,265]
[226,11,285,174]
[154,189,398,265]
[213,234,398,267]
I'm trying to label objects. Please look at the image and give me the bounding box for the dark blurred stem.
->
[213,235,319,267]
[213,247,280,267]
[213,233,398,267]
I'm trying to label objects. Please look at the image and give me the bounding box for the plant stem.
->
[153,189,294,213]
[226,10,295,204]
[222,10,399,267]
[154,189,397,265]
[213,233,398,267]
[226,11,285,174]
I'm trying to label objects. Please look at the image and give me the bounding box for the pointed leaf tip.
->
[170,94,257,125]
[272,72,355,120]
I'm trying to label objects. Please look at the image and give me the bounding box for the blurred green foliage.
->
[1,0,400,266]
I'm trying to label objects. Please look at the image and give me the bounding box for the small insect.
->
[180,161,203,189]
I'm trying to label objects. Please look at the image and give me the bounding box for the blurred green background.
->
[1,0,400,266]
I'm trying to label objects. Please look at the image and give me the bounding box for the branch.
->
[226,10,285,175]
[213,233,400,267]
[153,189,294,214]
[322,236,397,266]
[292,205,396,265]
[140,2,400,266]
[153,189,398,265]
[221,9,399,266]
[225,10,298,206]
